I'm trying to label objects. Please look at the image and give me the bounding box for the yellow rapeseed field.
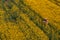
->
[0,0,60,40]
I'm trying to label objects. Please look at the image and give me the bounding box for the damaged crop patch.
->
[3,9,20,24]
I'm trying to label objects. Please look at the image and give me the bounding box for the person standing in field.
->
[42,18,48,26]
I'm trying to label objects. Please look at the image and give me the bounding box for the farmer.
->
[42,18,48,26]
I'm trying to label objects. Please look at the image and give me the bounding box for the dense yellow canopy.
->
[0,0,60,40]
